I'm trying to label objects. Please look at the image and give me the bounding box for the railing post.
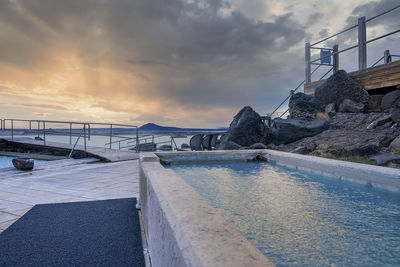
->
[358,16,367,70]
[136,128,139,153]
[11,120,14,141]
[333,44,339,73]
[43,121,46,145]
[69,123,72,144]
[384,50,391,64]
[305,42,311,83]
[83,124,86,151]
[109,124,112,149]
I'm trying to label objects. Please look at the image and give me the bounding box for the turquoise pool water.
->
[167,162,400,267]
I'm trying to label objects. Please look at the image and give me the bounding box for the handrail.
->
[0,118,139,152]
[311,4,400,47]
[68,126,85,158]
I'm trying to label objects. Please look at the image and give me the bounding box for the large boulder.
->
[220,106,272,148]
[289,92,325,120]
[12,158,34,170]
[381,90,400,111]
[390,98,400,123]
[273,118,329,145]
[314,70,369,107]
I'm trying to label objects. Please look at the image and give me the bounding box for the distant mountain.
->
[139,123,182,131]
[138,123,227,132]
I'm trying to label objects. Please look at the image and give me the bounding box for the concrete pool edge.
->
[139,153,275,267]
[139,150,400,266]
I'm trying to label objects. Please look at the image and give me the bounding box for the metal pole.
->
[29,121,31,130]
[69,123,72,144]
[384,50,391,64]
[333,44,339,73]
[171,136,173,151]
[37,121,40,138]
[43,121,46,145]
[305,42,311,83]
[109,124,112,149]
[83,124,86,151]
[136,128,139,153]
[358,16,367,70]
[11,120,13,141]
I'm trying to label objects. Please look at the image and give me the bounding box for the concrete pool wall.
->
[139,149,400,266]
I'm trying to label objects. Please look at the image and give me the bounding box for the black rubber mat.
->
[0,198,145,266]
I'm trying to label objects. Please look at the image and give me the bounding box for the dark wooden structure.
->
[305,60,400,96]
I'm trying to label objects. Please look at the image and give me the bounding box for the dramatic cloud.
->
[0,0,398,127]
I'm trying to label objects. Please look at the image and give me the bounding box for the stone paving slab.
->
[0,158,140,233]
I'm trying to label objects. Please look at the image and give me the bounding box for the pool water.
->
[0,156,12,168]
[167,162,400,267]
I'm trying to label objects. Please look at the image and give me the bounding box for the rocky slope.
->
[219,70,400,168]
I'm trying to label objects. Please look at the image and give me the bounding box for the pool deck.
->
[0,157,140,233]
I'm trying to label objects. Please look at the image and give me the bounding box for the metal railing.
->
[0,118,139,152]
[306,4,400,83]
[267,5,400,122]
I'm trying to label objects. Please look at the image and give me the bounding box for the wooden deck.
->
[304,60,400,96]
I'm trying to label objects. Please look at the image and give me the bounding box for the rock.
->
[289,92,325,120]
[224,141,241,150]
[366,114,392,129]
[381,90,400,111]
[338,99,365,113]
[368,95,383,112]
[190,134,204,151]
[390,99,400,123]
[12,158,34,170]
[314,70,369,107]
[220,106,272,148]
[389,137,400,154]
[278,113,400,158]
[34,136,44,141]
[181,143,190,149]
[273,118,330,145]
[325,103,336,117]
[158,145,172,151]
[290,146,310,154]
[315,112,331,120]
[249,143,267,149]
[370,153,400,166]
[70,150,87,159]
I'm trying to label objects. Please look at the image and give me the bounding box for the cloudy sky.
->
[0,0,399,127]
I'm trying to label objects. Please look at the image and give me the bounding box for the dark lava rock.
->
[381,90,400,111]
[70,150,87,159]
[314,70,369,107]
[368,95,383,112]
[249,143,267,149]
[390,99,400,123]
[325,103,336,117]
[389,137,400,154]
[34,136,44,141]
[370,153,400,166]
[224,141,241,150]
[190,134,204,151]
[289,92,325,120]
[12,158,34,170]
[280,113,400,158]
[181,143,190,149]
[338,99,365,113]
[220,106,272,148]
[273,118,330,145]
[366,114,393,129]
[290,146,310,154]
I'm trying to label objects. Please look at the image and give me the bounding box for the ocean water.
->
[1,134,192,151]
[168,162,400,267]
